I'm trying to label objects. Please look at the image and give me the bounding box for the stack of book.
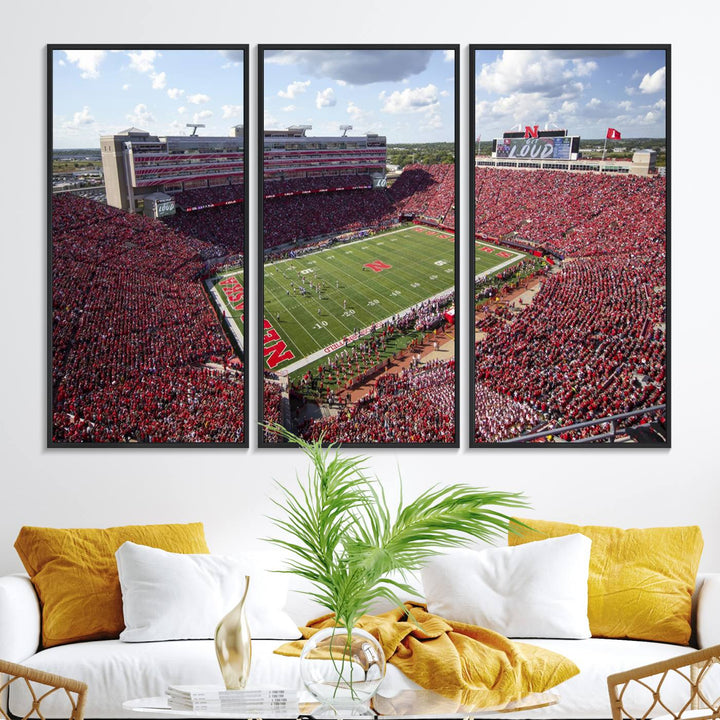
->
[165,685,299,715]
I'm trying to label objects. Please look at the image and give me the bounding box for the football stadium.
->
[51,119,666,445]
[259,127,459,444]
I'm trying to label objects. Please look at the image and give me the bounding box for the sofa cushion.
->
[14,523,209,648]
[116,542,300,641]
[509,519,703,645]
[421,534,591,639]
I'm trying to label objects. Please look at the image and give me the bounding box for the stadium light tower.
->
[288,125,312,137]
[339,124,353,137]
[186,123,205,136]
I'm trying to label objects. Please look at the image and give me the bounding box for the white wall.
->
[1,0,718,577]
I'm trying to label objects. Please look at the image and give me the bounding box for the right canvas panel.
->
[470,46,669,446]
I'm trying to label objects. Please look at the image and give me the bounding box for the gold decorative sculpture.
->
[214,575,252,690]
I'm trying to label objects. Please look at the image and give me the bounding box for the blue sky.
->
[475,48,667,141]
[52,48,244,149]
[263,48,455,143]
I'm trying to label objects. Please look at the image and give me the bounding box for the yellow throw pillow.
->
[15,523,209,648]
[509,519,703,645]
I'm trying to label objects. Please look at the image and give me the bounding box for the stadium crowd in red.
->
[473,168,666,442]
[261,165,455,250]
[164,203,244,258]
[300,359,455,444]
[262,189,397,249]
[52,194,245,443]
[172,183,244,211]
[262,380,282,443]
[390,164,455,225]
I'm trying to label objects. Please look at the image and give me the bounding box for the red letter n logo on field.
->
[524,125,539,138]
[264,341,294,369]
[364,260,392,273]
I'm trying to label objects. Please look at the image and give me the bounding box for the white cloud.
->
[619,100,633,111]
[381,84,439,114]
[187,93,211,105]
[151,72,166,90]
[278,80,311,99]
[316,87,336,109]
[167,88,184,100]
[421,111,443,131]
[122,84,130,91]
[193,110,213,124]
[178,106,186,115]
[282,104,296,112]
[65,106,95,129]
[639,66,665,94]
[587,98,601,108]
[477,50,592,101]
[218,50,244,67]
[127,50,159,74]
[222,104,243,119]
[347,101,374,130]
[127,103,155,127]
[570,59,597,77]
[443,50,454,63]
[63,50,106,79]
[167,121,187,134]
[654,98,666,111]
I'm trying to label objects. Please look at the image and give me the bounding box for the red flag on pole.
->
[606,128,622,140]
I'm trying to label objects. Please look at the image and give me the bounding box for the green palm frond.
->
[263,424,530,630]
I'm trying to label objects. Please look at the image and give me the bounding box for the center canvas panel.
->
[259,46,459,447]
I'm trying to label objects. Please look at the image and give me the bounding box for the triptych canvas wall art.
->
[48,44,667,448]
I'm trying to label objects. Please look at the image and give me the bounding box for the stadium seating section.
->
[51,194,244,443]
[472,168,666,442]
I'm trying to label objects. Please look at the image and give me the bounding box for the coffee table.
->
[124,687,558,719]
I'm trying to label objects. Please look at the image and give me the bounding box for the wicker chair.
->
[608,644,720,720]
[0,660,87,720]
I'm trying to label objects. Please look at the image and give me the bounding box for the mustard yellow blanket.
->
[275,603,579,710]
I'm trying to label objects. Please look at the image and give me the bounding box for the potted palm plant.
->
[265,425,528,713]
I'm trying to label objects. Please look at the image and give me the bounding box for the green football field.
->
[474,240,528,278]
[262,225,456,373]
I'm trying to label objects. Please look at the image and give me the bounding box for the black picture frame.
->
[469,45,670,447]
[258,44,460,448]
[48,44,249,447]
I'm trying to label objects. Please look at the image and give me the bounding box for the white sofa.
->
[1,566,719,720]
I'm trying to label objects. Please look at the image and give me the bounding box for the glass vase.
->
[299,626,386,717]
[214,575,251,690]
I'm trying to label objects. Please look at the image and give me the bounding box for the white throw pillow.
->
[421,534,592,639]
[116,541,301,642]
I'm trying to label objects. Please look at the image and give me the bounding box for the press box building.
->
[100,126,244,217]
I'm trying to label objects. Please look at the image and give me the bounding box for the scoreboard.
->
[143,193,176,219]
[495,136,573,160]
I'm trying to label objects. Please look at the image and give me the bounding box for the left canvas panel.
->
[49,46,249,446]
